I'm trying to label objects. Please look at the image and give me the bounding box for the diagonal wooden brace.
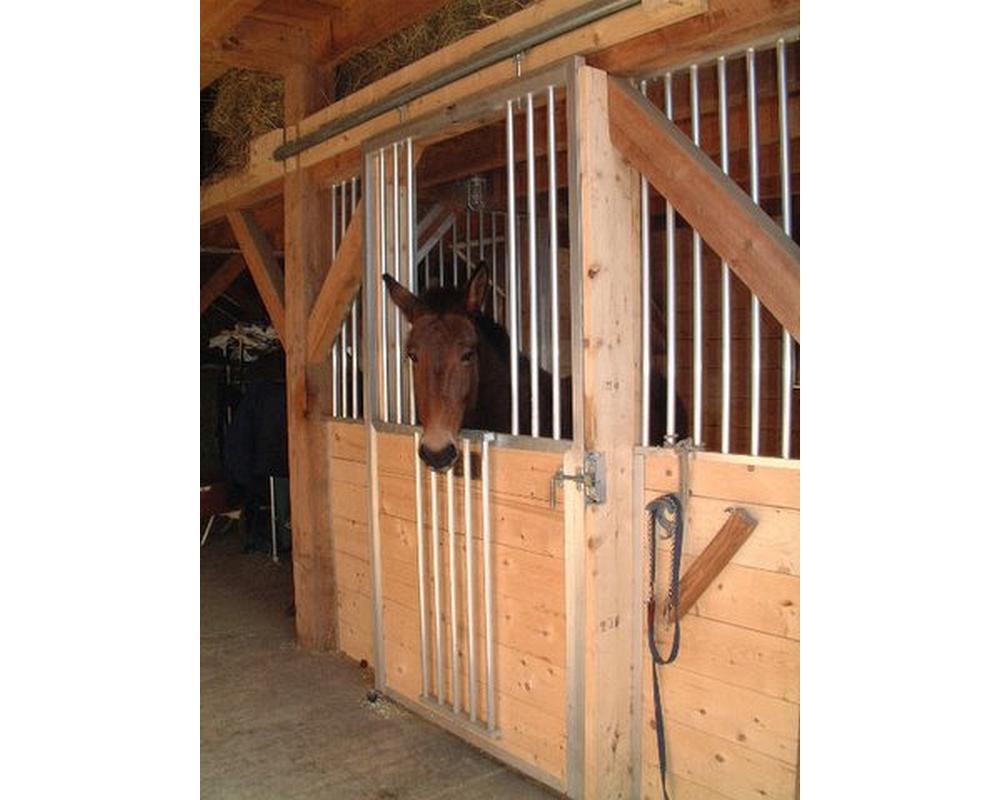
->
[668,506,758,623]
[226,209,286,344]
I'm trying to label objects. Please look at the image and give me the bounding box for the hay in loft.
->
[205,69,284,175]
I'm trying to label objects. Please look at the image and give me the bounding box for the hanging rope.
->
[645,439,692,800]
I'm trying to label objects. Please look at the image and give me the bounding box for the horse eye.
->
[407,352,418,363]
[460,349,475,363]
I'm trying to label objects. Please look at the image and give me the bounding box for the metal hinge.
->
[549,451,607,509]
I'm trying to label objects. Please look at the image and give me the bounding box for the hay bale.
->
[205,70,284,176]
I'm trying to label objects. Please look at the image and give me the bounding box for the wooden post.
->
[283,63,337,650]
[574,63,642,800]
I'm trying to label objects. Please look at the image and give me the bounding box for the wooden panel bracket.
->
[606,75,800,341]
[306,206,363,364]
[668,506,758,623]
[226,209,287,344]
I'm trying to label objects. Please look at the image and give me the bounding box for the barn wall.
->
[326,419,373,664]
[376,430,569,784]
[640,451,799,800]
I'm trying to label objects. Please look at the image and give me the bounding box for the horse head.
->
[383,264,489,472]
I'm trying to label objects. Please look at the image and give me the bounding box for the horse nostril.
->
[419,443,458,471]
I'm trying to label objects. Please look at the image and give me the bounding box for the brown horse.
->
[383,263,686,471]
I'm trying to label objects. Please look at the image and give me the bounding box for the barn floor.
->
[201,527,558,799]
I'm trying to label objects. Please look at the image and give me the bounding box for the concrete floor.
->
[201,527,559,799]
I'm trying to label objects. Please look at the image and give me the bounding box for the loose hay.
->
[205,69,284,176]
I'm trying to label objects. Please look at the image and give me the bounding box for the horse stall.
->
[202,2,800,798]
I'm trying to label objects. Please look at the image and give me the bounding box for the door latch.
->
[550,452,606,508]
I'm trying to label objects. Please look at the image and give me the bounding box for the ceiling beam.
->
[201,254,248,314]
[227,209,287,343]
[607,75,799,340]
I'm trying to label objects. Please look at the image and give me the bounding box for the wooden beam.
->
[283,62,337,651]
[200,254,247,314]
[668,507,758,623]
[306,207,363,364]
[324,0,453,66]
[201,0,267,41]
[607,75,800,341]
[575,63,641,800]
[226,209,287,343]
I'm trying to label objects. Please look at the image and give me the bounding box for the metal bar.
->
[481,435,496,731]
[747,47,762,456]
[491,212,498,320]
[691,64,703,449]
[506,100,520,436]
[452,219,459,286]
[547,85,561,440]
[438,238,445,287]
[414,434,429,696]
[352,175,360,417]
[340,320,348,414]
[407,137,418,426]
[340,180,347,244]
[274,0,641,161]
[640,79,651,447]
[331,183,338,254]
[332,337,340,416]
[379,148,389,420]
[447,467,459,713]
[664,72,677,444]
[430,469,443,702]
[269,475,277,563]
[478,209,485,263]
[462,439,476,721]
[718,56,732,454]
[777,39,793,459]
[393,143,403,424]
[466,209,473,278]
[526,91,540,438]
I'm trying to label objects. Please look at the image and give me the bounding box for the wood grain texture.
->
[200,254,246,314]
[227,209,287,342]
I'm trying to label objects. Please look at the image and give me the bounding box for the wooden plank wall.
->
[326,419,373,664]
[641,451,799,800]
[376,431,569,784]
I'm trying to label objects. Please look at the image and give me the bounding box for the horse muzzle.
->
[418,442,458,472]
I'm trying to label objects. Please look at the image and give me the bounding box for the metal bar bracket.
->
[550,451,606,508]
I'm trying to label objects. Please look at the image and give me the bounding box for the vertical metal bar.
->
[547,85,561,440]
[478,209,485,263]
[351,298,359,419]
[491,212,498,321]
[691,64,703,449]
[718,57,732,455]
[332,338,340,416]
[438,239,445,287]
[526,91,540,438]
[481,435,496,731]
[777,39,794,459]
[340,321,348,416]
[747,47,762,456]
[340,180,347,243]
[639,79,651,447]
[379,148,389,421]
[393,143,403,424]
[664,72,677,444]
[407,137,418,426]
[506,100,520,435]
[465,209,473,278]
[331,183,338,254]
[413,434,429,696]
[269,475,277,563]
[430,469,443,702]
[451,219,458,286]
[462,439,476,721]
[447,467,459,712]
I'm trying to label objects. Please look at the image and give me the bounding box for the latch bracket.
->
[550,451,607,508]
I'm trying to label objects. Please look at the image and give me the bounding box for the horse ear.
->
[465,262,489,313]
[383,274,419,321]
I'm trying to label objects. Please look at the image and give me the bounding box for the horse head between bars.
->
[383,264,491,472]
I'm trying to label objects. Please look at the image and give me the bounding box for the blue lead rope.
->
[646,493,684,800]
